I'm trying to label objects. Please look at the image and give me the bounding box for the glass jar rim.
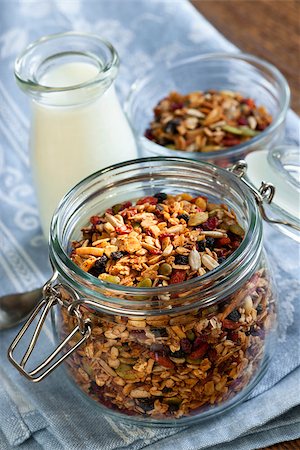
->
[125,52,290,160]
[14,31,119,94]
[49,157,262,310]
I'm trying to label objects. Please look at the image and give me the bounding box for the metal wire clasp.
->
[229,160,300,232]
[7,272,92,382]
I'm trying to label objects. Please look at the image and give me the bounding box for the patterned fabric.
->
[0,1,299,449]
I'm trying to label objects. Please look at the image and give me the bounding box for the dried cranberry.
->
[171,102,184,111]
[202,216,219,230]
[144,128,155,140]
[189,342,208,360]
[115,225,132,234]
[149,351,175,369]
[192,335,207,349]
[170,269,186,284]
[238,117,248,126]
[90,215,102,226]
[136,196,158,205]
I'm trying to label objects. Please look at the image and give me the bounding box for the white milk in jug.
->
[30,61,137,235]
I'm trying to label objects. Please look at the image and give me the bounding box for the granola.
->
[144,90,272,152]
[70,193,245,286]
[60,267,275,419]
[58,193,276,420]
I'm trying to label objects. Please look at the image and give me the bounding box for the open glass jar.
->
[8,157,281,425]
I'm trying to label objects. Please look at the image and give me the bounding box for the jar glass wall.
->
[50,157,277,425]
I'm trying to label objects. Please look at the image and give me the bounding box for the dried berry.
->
[150,327,168,338]
[205,237,215,250]
[170,270,186,284]
[177,214,189,222]
[180,338,192,354]
[189,342,209,360]
[111,251,125,260]
[218,256,226,264]
[174,254,189,265]
[227,309,241,322]
[170,349,186,358]
[256,304,263,314]
[164,118,181,134]
[154,192,168,202]
[202,217,219,230]
[196,240,206,252]
[88,256,108,277]
[137,398,155,412]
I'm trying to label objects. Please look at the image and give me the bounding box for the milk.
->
[30,62,137,235]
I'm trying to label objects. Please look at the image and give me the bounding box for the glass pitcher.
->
[14,32,137,236]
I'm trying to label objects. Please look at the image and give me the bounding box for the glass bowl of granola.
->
[8,157,277,426]
[125,53,290,167]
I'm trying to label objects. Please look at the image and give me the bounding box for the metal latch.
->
[229,160,300,232]
[7,273,92,382]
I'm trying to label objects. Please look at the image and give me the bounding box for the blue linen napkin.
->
[0,1,299,449]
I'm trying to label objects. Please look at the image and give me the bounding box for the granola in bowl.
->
[145,90,272,153]
[59,192,276,420]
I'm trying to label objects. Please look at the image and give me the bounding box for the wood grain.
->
[189,4,300,449]
[191,0,300,114]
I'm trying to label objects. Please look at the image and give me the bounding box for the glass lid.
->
[245,145,300,242]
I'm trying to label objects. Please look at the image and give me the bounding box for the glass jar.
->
[8,157,277,426]
[15,32,137,235]
[125,53,289,168]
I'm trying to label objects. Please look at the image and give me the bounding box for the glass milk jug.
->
[14,32,137,236]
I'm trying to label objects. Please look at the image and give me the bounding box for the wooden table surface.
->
[191,0,300,115]
[190,3,300,449]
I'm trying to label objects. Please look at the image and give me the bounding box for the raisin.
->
[180,338,192,354]
[256,304,263,314]
[227,309,241,322]
[171,349,186,358]
[154,192,168,202]
[150,327,168,337]
[196,240,206,252]
[174,254,189,265]
[144,128,155,140]
[137,398,155,412]
[205,237,215,250]
[164,118,181,134]
[218,256,226,264]
[177,214,189,222]
[111,251,125,260]
[88,256,108,277]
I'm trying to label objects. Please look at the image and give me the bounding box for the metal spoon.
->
[0,288,43,330]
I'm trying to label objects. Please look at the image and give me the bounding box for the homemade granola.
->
[144,90,272,152]
[70,192,245,286]
[58,193,276,419]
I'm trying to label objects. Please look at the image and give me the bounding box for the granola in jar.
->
[144,90,272,153]
[59,193,276,419]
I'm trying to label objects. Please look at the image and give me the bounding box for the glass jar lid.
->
[240,145,300,241]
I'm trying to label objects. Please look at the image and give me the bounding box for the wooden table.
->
[190,3,300,449]
[191,0,300,114]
